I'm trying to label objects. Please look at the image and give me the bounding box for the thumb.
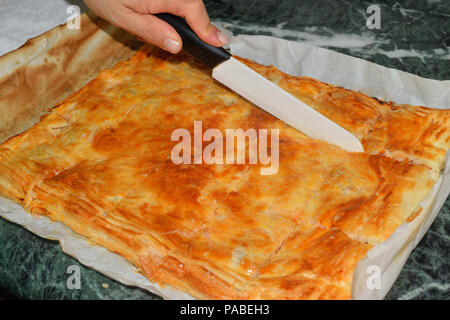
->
[120,12,183,54]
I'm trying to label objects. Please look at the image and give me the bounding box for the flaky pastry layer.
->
[0,45,448,299]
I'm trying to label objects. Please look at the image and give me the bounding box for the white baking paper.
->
[0,34,449,300]
[0,0,88,57]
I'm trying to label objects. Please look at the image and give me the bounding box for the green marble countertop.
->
[0,0,448,299]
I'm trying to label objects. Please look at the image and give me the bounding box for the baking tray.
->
[0,12,448,300]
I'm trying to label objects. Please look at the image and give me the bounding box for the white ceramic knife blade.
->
[212,57,364,153]
[156,13,364,153]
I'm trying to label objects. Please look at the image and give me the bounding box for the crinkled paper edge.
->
[0,34,449,300]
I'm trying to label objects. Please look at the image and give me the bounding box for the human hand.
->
[83,0,229,54]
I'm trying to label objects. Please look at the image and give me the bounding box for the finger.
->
[136,0,229,47]
[175,0,229,47]
[117,10,183,53]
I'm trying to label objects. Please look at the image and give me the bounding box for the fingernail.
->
[216,30,229,45]
[163,39,181,54]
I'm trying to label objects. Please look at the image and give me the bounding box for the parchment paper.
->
[0,34,449,300]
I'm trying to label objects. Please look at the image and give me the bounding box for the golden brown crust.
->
[238,57,450,172]
[0,45,448,300]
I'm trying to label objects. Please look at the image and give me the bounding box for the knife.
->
[156,13,364,153]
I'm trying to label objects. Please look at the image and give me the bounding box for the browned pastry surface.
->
[0,45,448,299]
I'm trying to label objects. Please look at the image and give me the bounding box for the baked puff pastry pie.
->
[0,45,448,299]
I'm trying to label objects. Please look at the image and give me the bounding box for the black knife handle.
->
[155,13,231,69]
